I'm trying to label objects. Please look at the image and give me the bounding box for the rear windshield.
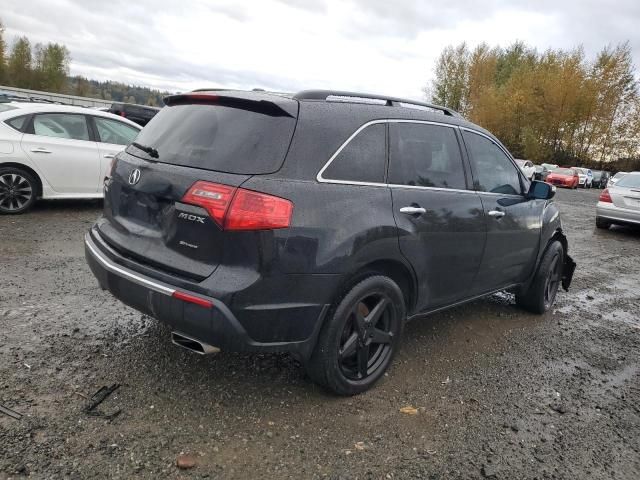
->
[129,103,296,174]
[615,174,640,188]
[553,168,574,176]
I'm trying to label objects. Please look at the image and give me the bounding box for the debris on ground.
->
[399,406,419,415]
[176,453,197,469]
[0,404,23,420]
[84,384,121,419]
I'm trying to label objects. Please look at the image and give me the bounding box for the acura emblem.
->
[128,168,141,185]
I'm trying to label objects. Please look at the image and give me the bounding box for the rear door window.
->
[321,123,387,184]
[93,117,139,145]
[129,103,296,174]
[462,130,522,195]
[388,123,466,189]
[33,114,90,141]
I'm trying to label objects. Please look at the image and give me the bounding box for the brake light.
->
[225,188,293,230]
[181,181,293,230]
[599,189,612,203]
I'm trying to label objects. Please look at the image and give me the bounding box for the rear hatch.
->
[610,174,640,211]
[97,91,298,280]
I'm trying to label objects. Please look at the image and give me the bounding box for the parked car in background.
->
[107,102,160,126]
[85,88,575,395]
[515,159,535,180]
[607,172,627,188]
[596,172,640,229]
[0,102,141,214]
[591,170,609,188]
[572,167,593,188]
[541,163,558,172]
[545,167,579,189]
[534,164,551,181]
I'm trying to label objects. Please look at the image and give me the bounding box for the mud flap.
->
[561,254,576,291]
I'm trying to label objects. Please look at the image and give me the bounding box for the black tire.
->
[516,241,564,314]
[596,217,611,230]
[306,275,405,396]
[0,167,38,214]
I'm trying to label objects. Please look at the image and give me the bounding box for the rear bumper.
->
[85,231,332,358]
[596,202,640,226]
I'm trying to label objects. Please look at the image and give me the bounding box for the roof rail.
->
[293,90,462,118]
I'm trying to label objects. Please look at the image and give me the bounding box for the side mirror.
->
[527,180,555,200]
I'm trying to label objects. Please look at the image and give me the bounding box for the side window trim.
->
[318,119,470,190]
[459,126,526,196]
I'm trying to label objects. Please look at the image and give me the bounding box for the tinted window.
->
[94,117,139,145]
[33,114,89,141]
[322,123,386,183]
[388,123,466,189]
[5,115,28,132]
[463,131,522,195]
[130,104,296,174]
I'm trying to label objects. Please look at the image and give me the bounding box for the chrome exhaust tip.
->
[171,331,220,355]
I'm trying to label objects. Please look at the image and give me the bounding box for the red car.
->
[546,168,579,189]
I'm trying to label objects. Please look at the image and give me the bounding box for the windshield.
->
[615,174,640,188]
[129,103,297,174]
[612,172,627,180]
[553,168,575,176]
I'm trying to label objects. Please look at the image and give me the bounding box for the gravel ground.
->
[1,188,639,479]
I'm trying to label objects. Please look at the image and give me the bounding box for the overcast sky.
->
[3,0,640,100]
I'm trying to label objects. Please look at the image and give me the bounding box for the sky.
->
[3,0,640,101]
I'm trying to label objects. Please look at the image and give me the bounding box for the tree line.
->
[428,41,640,171]
[0,19,166,106]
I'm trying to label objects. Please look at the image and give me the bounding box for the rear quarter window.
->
[321,123,387,184]
[4,114,28,132]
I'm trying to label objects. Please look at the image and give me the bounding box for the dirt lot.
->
[1,188,639,479]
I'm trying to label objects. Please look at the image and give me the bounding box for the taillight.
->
[181,181,293,230]
[181,181,235,227]
[172,291,213,309]
[599,189,612,203]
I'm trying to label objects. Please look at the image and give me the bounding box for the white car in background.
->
[0,102,141,214]
[572,167,593,188]
[515,159,535,180]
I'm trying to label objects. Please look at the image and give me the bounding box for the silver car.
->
[596,172,640,229]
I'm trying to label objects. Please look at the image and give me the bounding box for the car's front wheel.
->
[307,275,405,395]
[516,241,564,314]
[0,167,38,214]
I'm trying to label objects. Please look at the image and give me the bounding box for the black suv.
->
[107,102,160,126]
[85,89,576,395]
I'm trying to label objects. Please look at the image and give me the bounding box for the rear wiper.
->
[131,142,159,159]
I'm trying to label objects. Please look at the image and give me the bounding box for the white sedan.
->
[515,159,535,181]
[0,102,141,214]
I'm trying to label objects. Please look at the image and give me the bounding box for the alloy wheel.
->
[337,292,396,381]
[0,173,33,212]
[544,253,562,308]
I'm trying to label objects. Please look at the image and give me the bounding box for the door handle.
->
[103,153,116,159]
[488,210,505,218]
[400,206,427,215]
[30,148,52,154]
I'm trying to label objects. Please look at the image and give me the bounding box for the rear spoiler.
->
[163,92,298,118]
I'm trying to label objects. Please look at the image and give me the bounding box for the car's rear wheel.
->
[596,217,611,229]
[516,241,564,314]
[307,275,405,396]
[0,167,37,214]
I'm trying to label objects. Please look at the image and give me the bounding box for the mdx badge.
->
[178,212,205,224]
[128,168,141,185]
